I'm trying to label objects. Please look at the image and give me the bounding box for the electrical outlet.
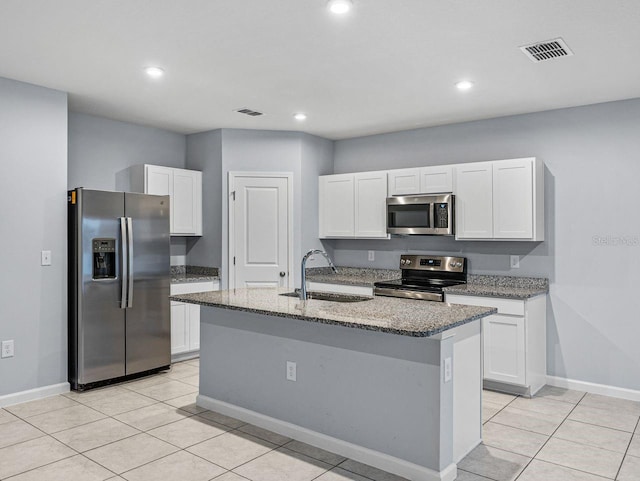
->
[510,255,520,269]
[286,361,297,382]
[1,340,14,358]
[443,357,452,383]
[41,250,52,266]
[368,250,375,261]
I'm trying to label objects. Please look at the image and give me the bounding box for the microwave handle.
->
[429,203,435,230]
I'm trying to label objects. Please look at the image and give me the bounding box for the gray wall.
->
[185,129,334,287]
[301,133,335,260]
[68,112,188,265]
[185,130,223,268]
[68,112,186,191]
[331,98,640,391]
[0,77,68,397]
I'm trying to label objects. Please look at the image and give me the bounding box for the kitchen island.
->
[171,288,496,481]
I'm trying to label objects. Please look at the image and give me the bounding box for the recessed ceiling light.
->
[456,80,474,91]
[144,66,165,79]
[327,0,353,15]
[294,113,307,121]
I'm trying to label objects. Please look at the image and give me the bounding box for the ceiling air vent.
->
[235,108,264,117]
[520,38,573,63]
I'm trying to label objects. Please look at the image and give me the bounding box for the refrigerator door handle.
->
[127,217,134,308]
[120,217,128,309]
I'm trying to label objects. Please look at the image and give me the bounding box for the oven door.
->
[386,194,454,235]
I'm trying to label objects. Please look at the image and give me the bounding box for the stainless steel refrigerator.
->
[68,188,171,390]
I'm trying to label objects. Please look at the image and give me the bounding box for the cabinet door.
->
[419,165,453,193]
[354,172,388,238]
[483,314,526,385]
[319,174,355,238]
[172,169,201,235]
[455,162,493,239]
[170,301,189,354]
[387,168,420,196]
[493,158,533,239]
[188,304,200,351]
[145,165,174,232]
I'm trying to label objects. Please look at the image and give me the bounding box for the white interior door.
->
[230,174,291,289]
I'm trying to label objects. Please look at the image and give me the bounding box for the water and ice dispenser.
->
[92,238,116,279]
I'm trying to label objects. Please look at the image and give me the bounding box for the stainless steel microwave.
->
[386,194,455,235]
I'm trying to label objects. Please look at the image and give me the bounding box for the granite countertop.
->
[443,275,549,300]
[305,267,401,287]
[171,266,219,284]
[170,287,496,338]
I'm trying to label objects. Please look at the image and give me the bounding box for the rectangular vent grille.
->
[520,38,573,62]
[236,108,264,117]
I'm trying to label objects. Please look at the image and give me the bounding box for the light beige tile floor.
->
[1,359,639,480]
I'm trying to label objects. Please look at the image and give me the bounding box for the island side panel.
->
[450,321,483,462]
[198,306,449,472]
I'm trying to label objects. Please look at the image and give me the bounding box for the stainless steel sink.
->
[280,290,373,303]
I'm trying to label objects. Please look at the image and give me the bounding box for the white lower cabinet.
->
[170,280,218,358]
[445,293,546,396]
[483,314,526,385]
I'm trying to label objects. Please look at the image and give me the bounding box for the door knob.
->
[279,271,286,277]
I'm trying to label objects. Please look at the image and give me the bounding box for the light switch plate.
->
[510,255,520,269]
[41,250,52,266]
[368,250,375,261]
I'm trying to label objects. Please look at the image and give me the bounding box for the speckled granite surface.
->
[443,275,548,299]
[171,265,219,284]
[170,287,495,337]
[305,267,401,287]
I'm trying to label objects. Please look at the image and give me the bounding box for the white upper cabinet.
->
[388,165,454,195]
[125,164,203,236]
[420,165,454,194]
[319,174,355,237]
[455,162,494,239]
[171,169,202,235]
[354,172,388,237]
[319,172,388,239]
[387,168,421,196]
[493,158,542,239]
[455,158,544,241]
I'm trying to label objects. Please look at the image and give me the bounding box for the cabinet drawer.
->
[171,281,218,295]
[445,294,525,316]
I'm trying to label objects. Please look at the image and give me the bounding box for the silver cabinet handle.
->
[120,217,128,309]
[127,217,134,308]
[279,271,286,277]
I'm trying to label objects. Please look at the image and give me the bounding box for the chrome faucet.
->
[300,249,337,300]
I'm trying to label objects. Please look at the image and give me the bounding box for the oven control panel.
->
[400,255,466,273]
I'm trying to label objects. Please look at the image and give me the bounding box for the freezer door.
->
[124,193,171,374]
[77,190,126,385]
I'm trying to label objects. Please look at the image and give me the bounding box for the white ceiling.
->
[1,1,639,140]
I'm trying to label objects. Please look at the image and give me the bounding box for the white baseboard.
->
[171,351,199,363]
[197,394,455,481]
[546,375,640,402]
[0,382,70,408]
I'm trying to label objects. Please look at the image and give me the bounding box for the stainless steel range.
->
[374,255,467,301]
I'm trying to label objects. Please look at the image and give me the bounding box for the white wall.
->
[0,77,68,396]
[331,98,640,392]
